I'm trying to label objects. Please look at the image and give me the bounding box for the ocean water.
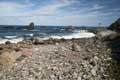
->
[0,26,96,44]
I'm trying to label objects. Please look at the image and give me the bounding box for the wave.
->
[0,30,95,44]
[25,33,34,37]
[0,37,23,44]
[4,35,18,39]
[49,31,95,39]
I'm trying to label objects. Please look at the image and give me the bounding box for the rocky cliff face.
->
[23,22,34,30]
[108,18,120,32]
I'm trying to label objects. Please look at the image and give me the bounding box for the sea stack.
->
[65,25,75,32]
[23,22,34,30]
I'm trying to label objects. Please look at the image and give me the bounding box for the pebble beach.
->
[0,37,113,80]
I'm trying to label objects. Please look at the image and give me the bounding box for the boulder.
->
[5,41,11,45]
[96,30,118,40]
[44,38,54,44]
[33,38,45,44]
[0,52,15,65]
[108,18,120,32]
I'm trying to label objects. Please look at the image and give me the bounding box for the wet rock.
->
[33,38,44,45]
[23,22,34,30]
[5,41,11,45]
[45,38,55,44]
[0,47,3,50]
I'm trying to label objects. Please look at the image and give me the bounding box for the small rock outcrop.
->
[23,22,34,30]
[108,18,120,32]
[65,25,75,32]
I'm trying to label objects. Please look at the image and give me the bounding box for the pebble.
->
[77,76,82,80]
[91,69,96,76]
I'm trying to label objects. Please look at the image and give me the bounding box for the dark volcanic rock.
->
[23,22,34,30]
[5,41,11,45]
[65,25,75,32]
[108,18,120,32]
[33,38,45,45]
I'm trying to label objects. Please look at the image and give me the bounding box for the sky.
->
[0,0,120,26]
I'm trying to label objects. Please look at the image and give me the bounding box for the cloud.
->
[0,0,76,17]
[0,0,119,26]
[91,4,104,10]
[24,0,30,3]
[60,0,78,4]
[0,2,34,16]
[112,8,120,11]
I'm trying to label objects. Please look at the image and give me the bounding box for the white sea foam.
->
[4,36,18,39]
[0,30,95,44]
[25,33,34,37]
[49,31,95,39]
[0,37,23,44]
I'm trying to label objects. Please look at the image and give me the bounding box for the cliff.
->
[107,18,120,32]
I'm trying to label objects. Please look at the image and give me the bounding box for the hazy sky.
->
[0,0,120,26]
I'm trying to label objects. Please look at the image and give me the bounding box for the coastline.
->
[0,35,113,80]
[0,21,120,79]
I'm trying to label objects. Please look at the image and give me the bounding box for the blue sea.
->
[0,25,96,44]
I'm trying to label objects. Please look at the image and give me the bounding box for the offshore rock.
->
[23,22,34,30]
[65,25,75,32]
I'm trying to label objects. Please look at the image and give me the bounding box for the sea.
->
[0,25,98,44]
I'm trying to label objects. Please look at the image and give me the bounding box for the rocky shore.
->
[0,36,114,80]
[0,18,120,80]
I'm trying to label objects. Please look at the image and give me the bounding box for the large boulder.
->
[33,38,45,45]
[97,30,118,40]
[23,22,34,30]
[108,18,120,32]
[0,52,15,65]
